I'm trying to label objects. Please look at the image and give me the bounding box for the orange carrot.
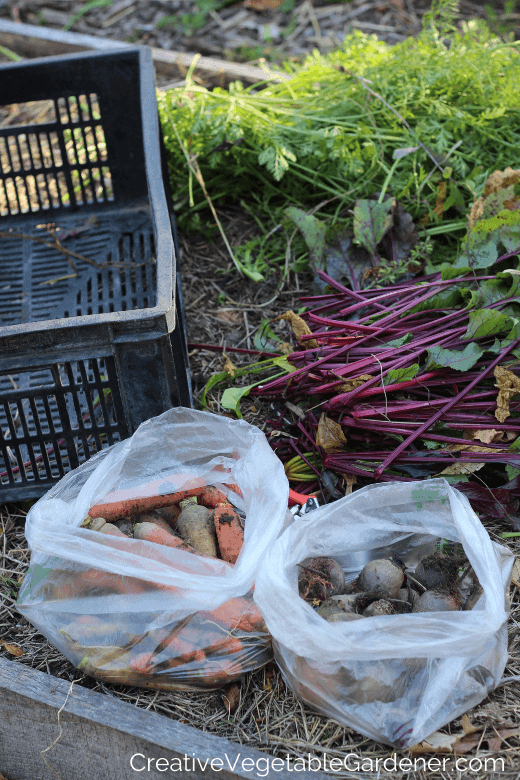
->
[198,486,230,509]
[98,522,128,538]
[212,504,244,564]
[202,597,268,634]
[89,483,206,522]
[135,511,173,534]
[133,521,206,556]
[128,652,155,675]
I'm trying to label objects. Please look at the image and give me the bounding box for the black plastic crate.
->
[0,48,192,502]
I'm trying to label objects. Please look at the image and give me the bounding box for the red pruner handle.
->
[288,487,317,508]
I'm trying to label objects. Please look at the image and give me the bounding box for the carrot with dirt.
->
[212,504,244,564]
[89,482,229,522]
[176,498,218,557]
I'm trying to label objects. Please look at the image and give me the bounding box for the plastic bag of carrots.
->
[17,407,289,690]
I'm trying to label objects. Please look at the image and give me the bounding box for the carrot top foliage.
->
[158,9,520,278]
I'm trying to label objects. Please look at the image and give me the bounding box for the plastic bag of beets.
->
[254,479,513,747]
[17,407,289,691]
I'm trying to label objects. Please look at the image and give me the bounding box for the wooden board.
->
[0,657,329,780]
[0,19,286,85]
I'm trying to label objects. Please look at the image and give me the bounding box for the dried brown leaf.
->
[485,727,520,751]
[494,365,520,423]
[461,714,479,736]
[411,723,520,755]
[223,353,237,377]
[316,413,347,453]
[438,441,491,475]
[2,641,23,657]
[410,730,462,753]
[222,682,240,715]
[433,181,447,218]
[216,308,241,324]
[469,167,520,229]
[344,474,357,495]
[439,460,485,476]
[470,428,503,444]
[275,311,317,348]
[339,373,373,392]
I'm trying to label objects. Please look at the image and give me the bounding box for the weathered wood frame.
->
[0,658,330,780]
[0,19,287,86]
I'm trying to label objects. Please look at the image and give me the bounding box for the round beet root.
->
[298,557,345,604]
[357,559,404,599]
[317,594,360,619]
[412,588,461,613]
[363,599,396,617]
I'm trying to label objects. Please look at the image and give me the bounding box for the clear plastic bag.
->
[18,407,289,690]
[254,479,513,746]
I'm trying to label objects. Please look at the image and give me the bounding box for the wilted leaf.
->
[433,181,447,218]
[344,474,357,495]
[2,642,23,657]
[494,365,520,423]
[439,460,485,476]
[323,232,373,292]
[410,730,462,753]
[339,373,373,392]
[380,201,419,263]
[221,682,240,714]
[216,308,241,324]
[316,413,347,453]
[468,167,520,229]
[461,714,479,736]
[275,311,317,348]
[426,343,484,372]
[471,429,502,444]
[353,197,394,258]
[223,354,237,377]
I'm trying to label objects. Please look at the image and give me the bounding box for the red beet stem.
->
[373,338,520,478]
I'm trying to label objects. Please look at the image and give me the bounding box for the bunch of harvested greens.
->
[215,169,520,517]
